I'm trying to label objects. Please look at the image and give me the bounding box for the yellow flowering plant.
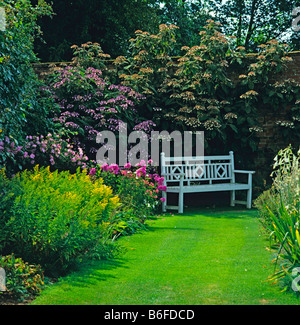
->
[0,166,121,276]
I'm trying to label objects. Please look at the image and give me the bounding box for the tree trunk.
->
[244,0,261,50]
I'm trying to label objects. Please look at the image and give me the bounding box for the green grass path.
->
[32,208,300,305]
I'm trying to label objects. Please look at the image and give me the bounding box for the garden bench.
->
[160,151,255,213]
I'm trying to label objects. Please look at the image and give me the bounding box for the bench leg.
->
[246,188,252,209]
[178,190,184,214]
[162,191,167,212]
[246,173,253,209]
[230,190,235,207]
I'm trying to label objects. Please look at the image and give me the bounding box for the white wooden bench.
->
[160,151,255,213]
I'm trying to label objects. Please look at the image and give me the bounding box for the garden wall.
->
[253,51,300,192]
[33,51,300,195]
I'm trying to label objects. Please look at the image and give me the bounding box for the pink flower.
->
[135,160,146,167]
[108,164,119,174]
[160,197,166,203]
[136,166,146,177]
[157,185,167,192]
[89,168,96,176]
[124,162,131,169]
[154,175,164,185]
[154,175,160,182]
[158,177,165,185]
[101,163,109,171]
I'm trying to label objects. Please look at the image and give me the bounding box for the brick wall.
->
[253,52,300,191]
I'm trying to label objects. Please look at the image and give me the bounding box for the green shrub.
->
[0,0,55,171]
[255,145,300,291]
[0,254,44,300]
[0,166,120,276]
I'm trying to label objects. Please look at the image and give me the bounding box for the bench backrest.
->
[161,151,235,185]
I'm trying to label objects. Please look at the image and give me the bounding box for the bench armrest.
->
[233,170,255,174]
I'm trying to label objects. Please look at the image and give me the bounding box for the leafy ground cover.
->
[31,208,300,305]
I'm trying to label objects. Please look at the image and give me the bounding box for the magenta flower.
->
[89,168,96,176]
[101,163,109,171]
[136,166,146,177]
[160,197,166,203]
[157,185,167,192]
[154,175,165,185]
[157,177,164,186]
[108,164,119,174]
[124,162,131,169]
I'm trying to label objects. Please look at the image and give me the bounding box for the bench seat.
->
[166,182,251,193]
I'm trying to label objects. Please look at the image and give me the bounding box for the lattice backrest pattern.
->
[161,152,235,183]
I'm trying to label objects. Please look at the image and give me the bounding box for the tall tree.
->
[34,0,159,61]
[209,0,300,51]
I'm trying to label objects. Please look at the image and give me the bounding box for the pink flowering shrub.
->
[89,159,166,228]
[48,65,153,160]
[0,133,89,174]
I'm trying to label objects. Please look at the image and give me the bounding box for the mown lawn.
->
[31,208,300,305]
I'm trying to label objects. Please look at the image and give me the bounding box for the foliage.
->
[0,254,44,300]
[70,42,111,71]
[153,0,210,55]
[255,146,300,292]
[34,0,160,61]
[113,20,299,163]
[113,23,183,131]
[0,166,121,276]
[160,20,238,150]
[0,0,55,169]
